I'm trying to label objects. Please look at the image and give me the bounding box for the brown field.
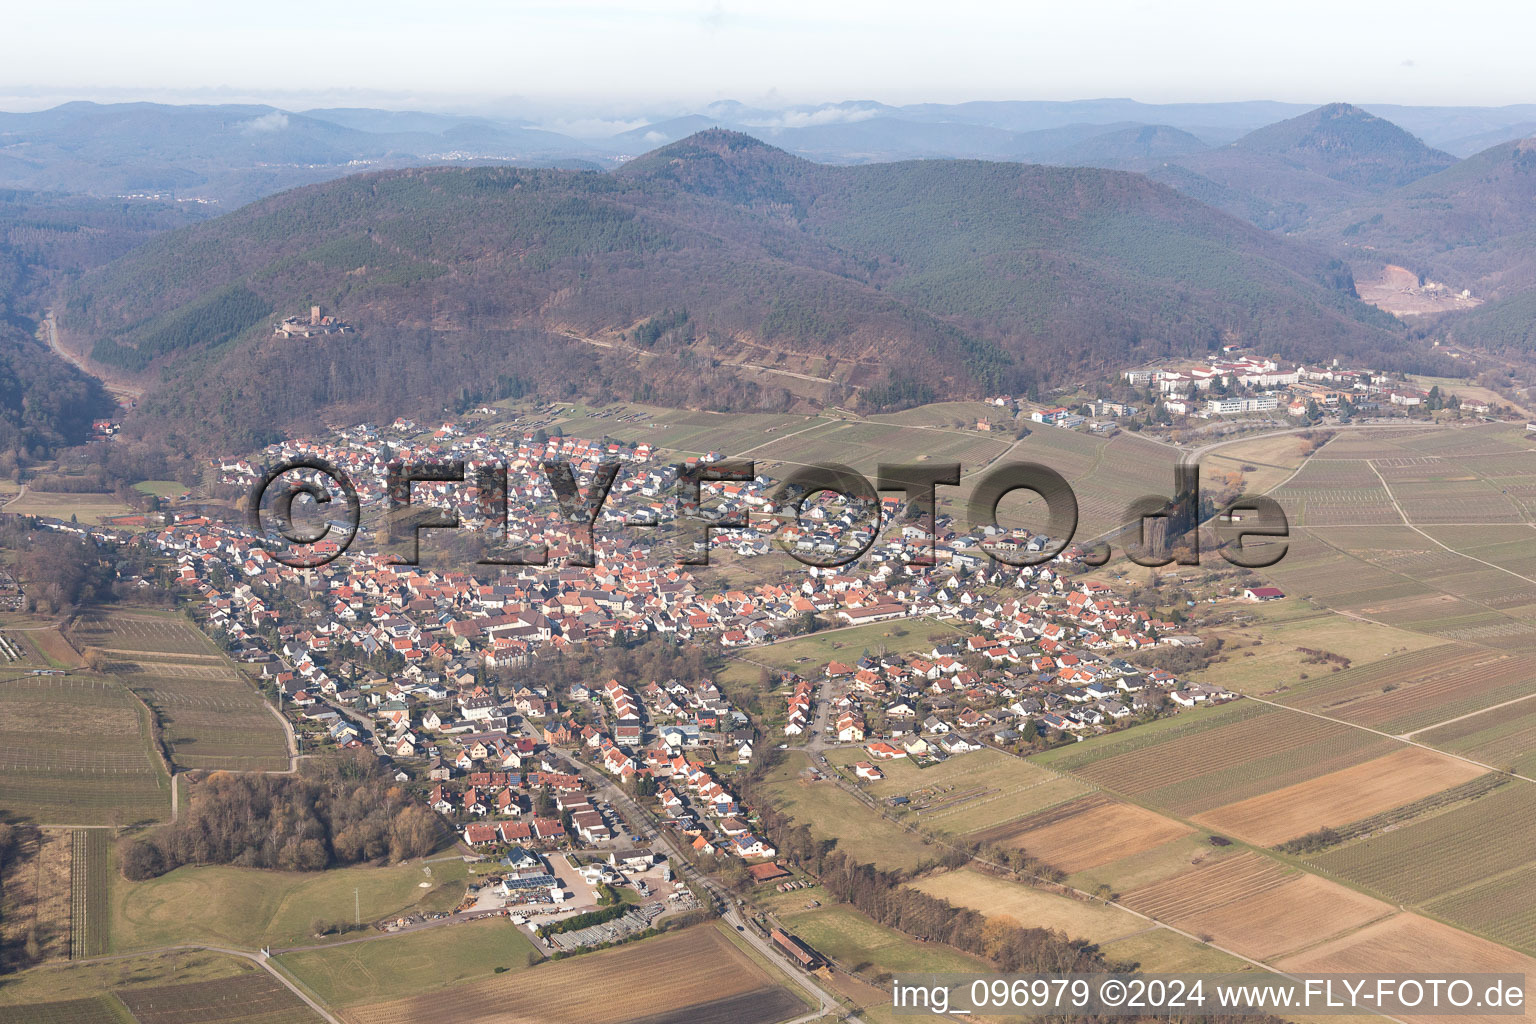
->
[24,626,84,669]
[969,794,1191,873]
[0,826,72,969]
[1192,746,1489,846]
[1277,914,1536,1024]
[115,971,322,1024]
[344,925,803,1024]
[1121,852,1392,961]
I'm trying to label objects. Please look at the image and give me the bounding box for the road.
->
[266,651,387,756]
[39,309,144,401]
[564,752,861,1023]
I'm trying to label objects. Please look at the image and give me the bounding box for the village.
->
[0,407,1282,921]
[976,354,1504,436]
[13,390,1531,1014]
[1123,356,1494,420]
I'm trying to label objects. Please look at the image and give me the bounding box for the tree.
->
[980,914,1021,960]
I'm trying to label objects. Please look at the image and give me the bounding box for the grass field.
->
[761,753,936,872]
[112,860,470,953]
[1194,611,1441,697]
[1197,432,1310,497]
[779,901,989,977]
[826,747,1091,836]
[344,924,807,1024]
[116,971,323,1024]
[132,480,190,499]
[71,829,111,958]
[1096,927,1256,974]
[737,618,967,674]
[910,867,1149,945]
[3,492,136,525]
[0,676,171,825]
[275,916,537,1007]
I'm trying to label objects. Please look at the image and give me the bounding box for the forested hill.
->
[63,130,1420,450]
[1132,103,1459,231]
[0,190,202,460]
[1230,103,1457,190]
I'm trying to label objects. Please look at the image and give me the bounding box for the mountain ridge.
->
[59,129,1427,450]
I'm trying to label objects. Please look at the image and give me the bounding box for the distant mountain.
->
[616,114,1159,166]
[10,98,1536,212]
[59,130,1417,451]
[0,102,608,205]
[1229,103,1456,189]
[1362,103,1536,156]
[895,99,1312,140]
[1435,121,1536,158]
[1042,125,1209,168]
[1109,104,1457,231]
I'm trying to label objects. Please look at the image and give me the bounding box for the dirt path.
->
[41,310,144,402]
[1400,691,1536,738]
[1367,458,1536,588]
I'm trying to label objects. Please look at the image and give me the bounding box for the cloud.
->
[748,104,881,129]
[700,1,728,32]
[539,116,651,138]
[643,130,667,143]
[242,110,290,132]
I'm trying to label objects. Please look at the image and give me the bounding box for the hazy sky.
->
[4,0,1531,114]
